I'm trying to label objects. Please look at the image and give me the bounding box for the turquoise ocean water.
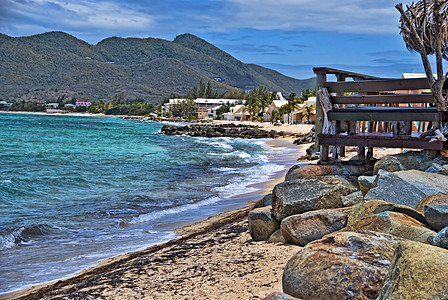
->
[0,113,298,294]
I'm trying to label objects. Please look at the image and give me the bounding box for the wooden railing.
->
[313,67,448,161]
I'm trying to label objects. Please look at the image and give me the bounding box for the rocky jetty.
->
[249,149,448,299]
[160,123,287,139]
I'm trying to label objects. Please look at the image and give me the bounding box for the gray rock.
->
[248,207,279,241]
[424,203,448,231]
[341,190,364,206]
[358,175,377,196]
[272,176,357,221]
[281,207,352,246]
[364,170,448,209]
[255,193,272,208]
[283,231,402,300]
[374,155,406,175]
[425,163,446,174]
[268,229,286,243]
[429,226,448,249]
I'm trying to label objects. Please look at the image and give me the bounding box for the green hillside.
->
[0,31,315,104]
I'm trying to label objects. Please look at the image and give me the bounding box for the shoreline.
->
[2,124,311,299]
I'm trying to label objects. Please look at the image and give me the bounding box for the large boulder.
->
[377,241,448,300]
[285,164,371,181]
[281,207,352,246]
[373,155,405,175]
[342,200,435,243]
[424,203,448,231]
[283,231,402,300]
[248,207,279,241]
[415,194,448,214]
[272,176,357,221]
[364,170,448,209]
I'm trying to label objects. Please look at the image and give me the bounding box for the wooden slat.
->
[318,134,446,150]
[328,109,441,122]
[331,94,435,105]
[325,78,430,93]
[313,67,380,80]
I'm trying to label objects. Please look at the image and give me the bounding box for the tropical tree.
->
[396,1,447,112]
[305,105,314,124]
[245,96,262,121]
[284,93,301,124]
[171,99,195,117]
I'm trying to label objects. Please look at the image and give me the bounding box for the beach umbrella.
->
[397,0,448,56]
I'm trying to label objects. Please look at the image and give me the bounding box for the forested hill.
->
[0,31,316,104]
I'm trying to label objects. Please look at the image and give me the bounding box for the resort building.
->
[75,101,92,107]
[222,105,250,121]
[290,97,316,124]
[0,101,13,110]
[163,98,241,119]
[265,99,288,122]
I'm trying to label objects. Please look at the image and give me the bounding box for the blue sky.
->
[0,0,435,79]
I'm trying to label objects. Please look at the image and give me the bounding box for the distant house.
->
[0,101,12,110]
[265,99,288,122]
[46,103,59,109]
[163,98,241,119]
[291,97,316,124]
[223,105,249,121]
[64,104,76,109]
[75,101,92,107]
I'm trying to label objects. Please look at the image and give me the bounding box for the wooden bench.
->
[313,67,448,162]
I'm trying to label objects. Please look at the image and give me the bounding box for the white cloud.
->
[6,0,156,32]
[210,0,411,35]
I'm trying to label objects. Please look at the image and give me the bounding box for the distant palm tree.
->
[305,105,314,124]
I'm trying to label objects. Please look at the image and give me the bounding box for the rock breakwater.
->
[160,124,287,139]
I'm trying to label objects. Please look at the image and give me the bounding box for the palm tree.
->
[305,105,314,124]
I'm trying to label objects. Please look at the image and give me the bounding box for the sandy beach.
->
[1,113,313,300]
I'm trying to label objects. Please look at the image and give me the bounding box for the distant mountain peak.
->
[0,31,315,104]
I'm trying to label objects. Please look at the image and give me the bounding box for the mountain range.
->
[0,31,316,104]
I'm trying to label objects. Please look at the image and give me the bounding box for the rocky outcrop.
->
[373,149,448,174]
[248,207,279,241]
[283,231,402,300]
[160,124,286,139]
[285,164,371,181]
[377,241,448,300]
[424,203,448,231]
[342,200,435,243]
[293,128,315,145]
[364,170,448,208]
[280,207,352,246]
[272,176,357,221]
[415,194,448,214]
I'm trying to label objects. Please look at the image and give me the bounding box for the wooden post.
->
[314,72,327,153]
[336,73,346,157]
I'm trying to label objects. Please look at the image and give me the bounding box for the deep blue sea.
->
[0,113,303,294]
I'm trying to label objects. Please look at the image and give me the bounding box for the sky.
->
[0,0,438,80]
